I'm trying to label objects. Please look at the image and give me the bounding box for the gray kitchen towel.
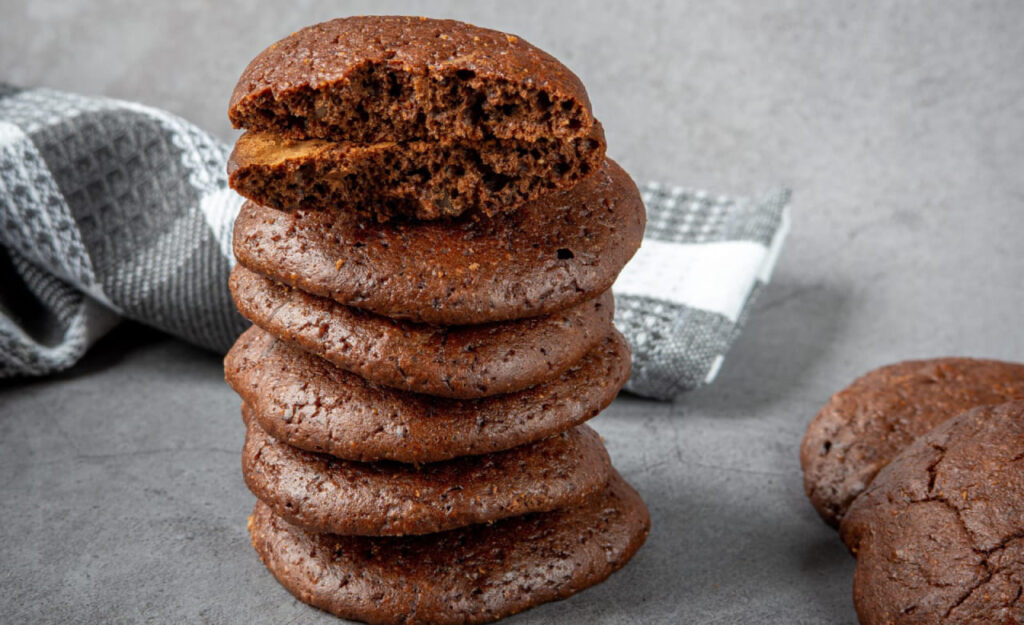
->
[615,185,790,398]
[0,85,789,399]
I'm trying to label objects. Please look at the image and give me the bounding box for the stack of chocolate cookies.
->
[223,16,649,625]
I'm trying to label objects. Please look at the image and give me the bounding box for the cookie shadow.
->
[797,531,858,621]
[0,322,188,393]
[673,276,850,417]
[499,472,857,624]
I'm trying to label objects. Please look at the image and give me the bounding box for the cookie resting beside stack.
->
[223,16,649,625]
[802,358,1024,624]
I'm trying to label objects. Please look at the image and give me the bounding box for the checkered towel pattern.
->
[615,186,790,398]
[0,86,789,400]
[0,85,245,378]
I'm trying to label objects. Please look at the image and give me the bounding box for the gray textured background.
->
[2,1,1023,623]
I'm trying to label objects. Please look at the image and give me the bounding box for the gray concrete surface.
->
[2,1,1023,623]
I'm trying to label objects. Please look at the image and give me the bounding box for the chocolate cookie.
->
[229,265,613,398]
[224,325,631,464]
[227,124,604,220]
[840,401,1024,624]
[801,358,1024,527]
[242,411,610,536]
[248,470,649,625]
[232,159,645,325]
[228,16,593,144]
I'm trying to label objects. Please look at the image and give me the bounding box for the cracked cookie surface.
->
[248,470,649,625]
[230,265,613,398]
[242,409,610,536]
[801,358,1024,527]
[840,400,1024,625]
[224,325,631,463]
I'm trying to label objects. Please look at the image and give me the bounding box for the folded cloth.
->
[0,85,244,377]
[616,185,790,399]
[0,86,790,399]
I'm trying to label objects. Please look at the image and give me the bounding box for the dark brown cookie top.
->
[229,16,593,143]
[226,124,605,221]
[800,358,1024,527]
[242,411,611,536]
[230,265,613,398]
[839,401,1024,625]
[224,325,630,464]
[248,470,649,625]
[232,159,645,325]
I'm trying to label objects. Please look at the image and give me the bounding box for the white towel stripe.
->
[614,238,770,323]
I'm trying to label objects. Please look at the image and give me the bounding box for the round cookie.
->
[229,265,614,398]
[801,358,1024,527]
[224,325,631,463]
[242,412,610,536]
[231,158,645,325]
[248,470,650,625]
[839,401,1024,625]
[228,16,594,144]
[226,124,605,221]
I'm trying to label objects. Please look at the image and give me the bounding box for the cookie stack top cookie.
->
[224,16,648,625]
[228,15,609,220]
[229,16,594,143]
